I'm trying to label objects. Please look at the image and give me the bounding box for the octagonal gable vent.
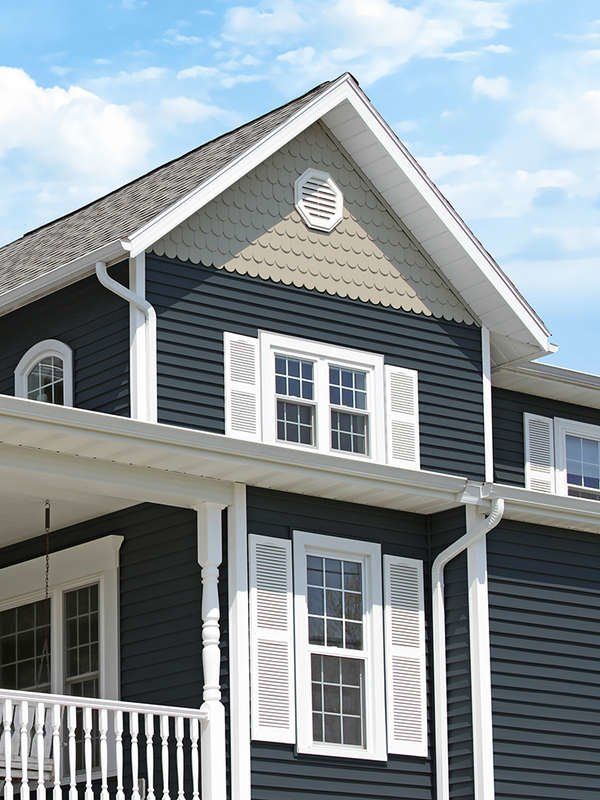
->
[294,168,343,232]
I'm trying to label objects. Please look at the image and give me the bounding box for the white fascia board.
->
[493,362,600,410]
[122,75,356,258]
[489,482,600,534]
[0,239,125,318]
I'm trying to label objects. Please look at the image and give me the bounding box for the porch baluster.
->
[67,706,77,800]
[19,701,29,800]
[160,715,170,800]
[175,717,184,800]
[83,706,93,800]
[3,699,13,800]
[130,712,140,800]
[51,705,61,800]
[100,708,109,800]
[145,713,155,800]
[35,703,45,800]
[115,709,125,800]
[190,718,199,800]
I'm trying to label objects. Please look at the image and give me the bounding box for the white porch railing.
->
[0,689,208,800]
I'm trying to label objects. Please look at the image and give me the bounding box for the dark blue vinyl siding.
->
[431,508,472,800]
[147,256,485,481]
[488,520,600,799]
[0,263,130,416]
[247,488,469,800]
[493,388,600,486]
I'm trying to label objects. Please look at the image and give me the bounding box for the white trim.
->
[292,530,386,761]
[14,339,73,407]
[554,417,600,498]
[481,327,494,483]
[0,536,123,700]
[227,484,251,800]
[467,531,495,800]
[259,330,386,463]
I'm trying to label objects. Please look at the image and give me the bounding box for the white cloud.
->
[472,74,510,99]
[121,0,147,8]
[159,97,226,124]
[177,63,264,88]
[420,153,483,179]
[178,65,219,80]
[220,0,512,86]
[520,90,600,151]
[0,67,151,181]
[163,31,203,46]
[484,43,511,53]
[503,257,600,308]
[394,119,419,134]
[532,226,600,252]
[90,67,168,89]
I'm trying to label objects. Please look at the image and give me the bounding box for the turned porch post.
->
[196,501,226,800]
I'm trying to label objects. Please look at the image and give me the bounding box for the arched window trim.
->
[14,339,73,407]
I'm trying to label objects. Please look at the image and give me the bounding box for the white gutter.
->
[433,490,504,800]
[95,259,157,422]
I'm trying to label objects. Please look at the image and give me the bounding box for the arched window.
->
[14,339,73,406]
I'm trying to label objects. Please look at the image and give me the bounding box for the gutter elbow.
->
[485,497,504,532]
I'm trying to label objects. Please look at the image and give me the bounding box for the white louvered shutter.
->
[248,534,295,743]
[384,555,427,757]
[224,332,261,441]
[524,413,555,492]
[385,366,420,469]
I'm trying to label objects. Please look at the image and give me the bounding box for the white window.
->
[261,332,386,462]
[0,537,122,699]
[293,531,386,760]
[14,339,73,407]
[555,418,600,501]
[224,330,421,469]
[248,532,427,760]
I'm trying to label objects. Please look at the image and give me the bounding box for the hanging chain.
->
[44,499,51,600]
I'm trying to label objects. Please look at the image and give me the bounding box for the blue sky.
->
[1,0,599,372]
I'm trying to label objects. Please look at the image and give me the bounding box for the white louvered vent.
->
[224,332,261,441]
[249,535,295,742]
[384,555,427,756]
[524,413,555,493]
[386,366,420,469]
[294,168,343,232]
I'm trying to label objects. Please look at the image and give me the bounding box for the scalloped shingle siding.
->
[152,124,472,324]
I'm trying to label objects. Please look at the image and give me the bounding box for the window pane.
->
[566,435,600,499]
[277,400,314,446]
[26,356,65,405]
[331,411,368,455]
[64,584,100,694]
[329,366,367,411]
[310,655,365,747]
[306,555,364,652]
[0,599,51,692]
[275,355,314,400]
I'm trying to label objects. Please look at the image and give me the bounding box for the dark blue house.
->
[0,74,598,800]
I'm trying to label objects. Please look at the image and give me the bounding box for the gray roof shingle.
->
[0,78,333,296]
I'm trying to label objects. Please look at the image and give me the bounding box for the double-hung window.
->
[555,419,600,501]
[248,530,427,762]
[262,332,386,462]
[294,533,386,759]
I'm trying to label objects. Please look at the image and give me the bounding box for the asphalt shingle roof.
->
[0,79,333,297]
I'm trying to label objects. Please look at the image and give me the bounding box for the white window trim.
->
[14,339,74,407]
[0,536,123,700]
[554,417,600,498]
[292,530,386,761]
[259,331,386,463]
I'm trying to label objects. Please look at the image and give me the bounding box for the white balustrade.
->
[0,689,207,800]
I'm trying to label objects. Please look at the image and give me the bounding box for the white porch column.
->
[467,519,495,800]
[196,501,227,800]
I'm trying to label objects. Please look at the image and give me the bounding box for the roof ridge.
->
[6,76,335,247]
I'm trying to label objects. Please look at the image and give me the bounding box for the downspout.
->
[433,491,504,800]
[95,260,157,422]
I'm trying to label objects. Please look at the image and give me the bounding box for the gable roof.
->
[0,73,552,367]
